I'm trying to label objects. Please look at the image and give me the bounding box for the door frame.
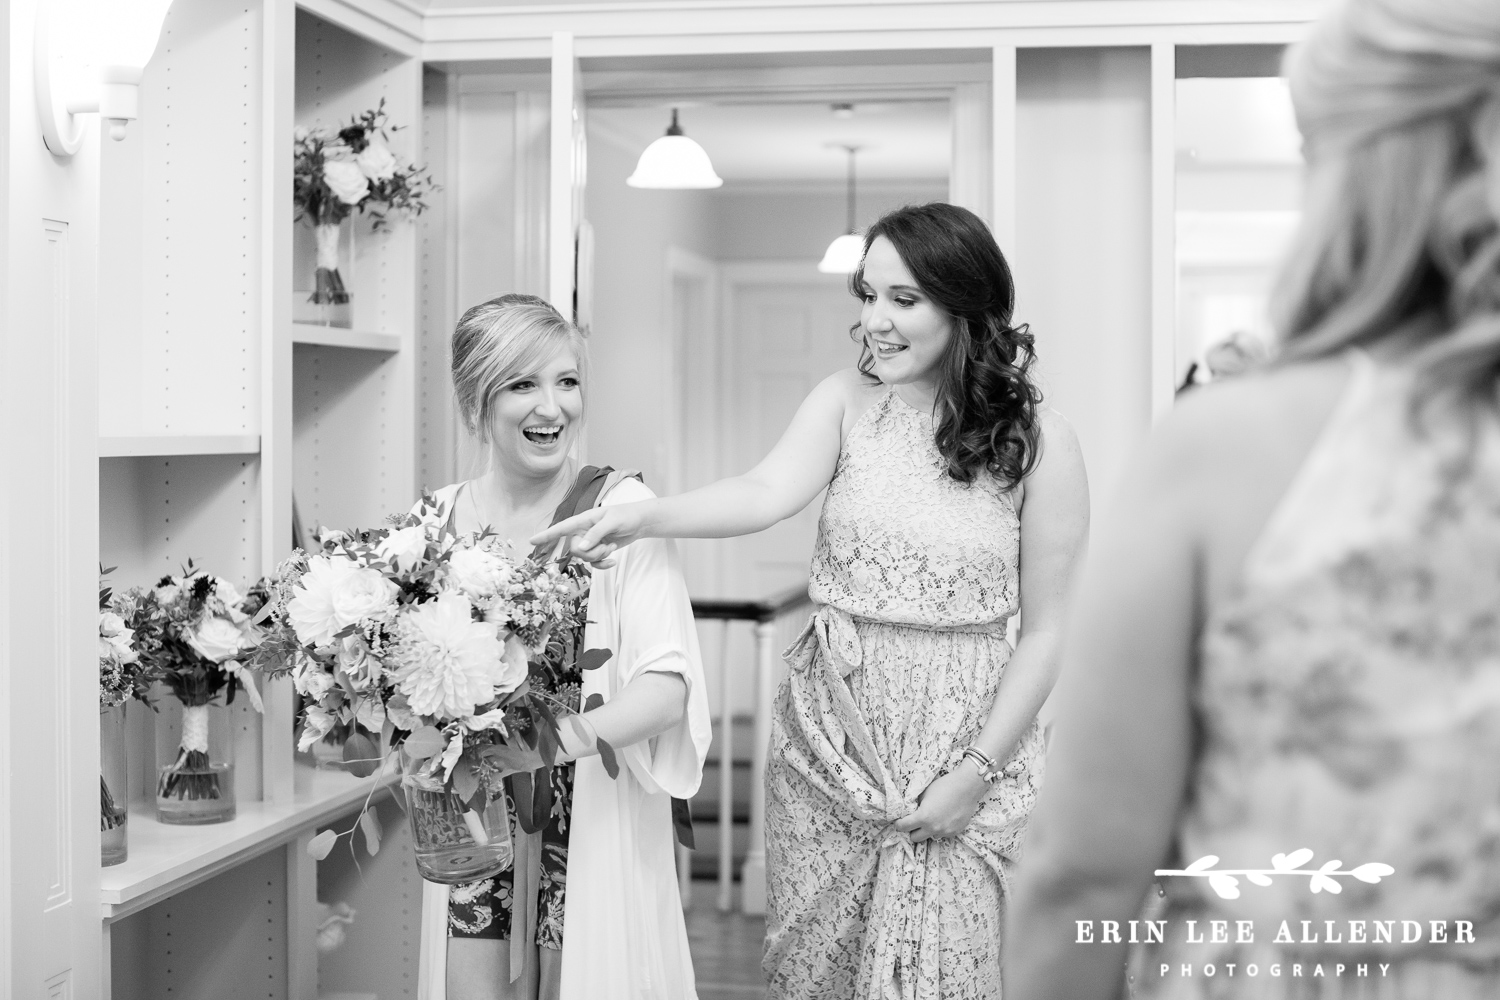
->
[713,260,853,596]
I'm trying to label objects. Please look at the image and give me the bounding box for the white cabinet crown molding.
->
[314,0,1321,63]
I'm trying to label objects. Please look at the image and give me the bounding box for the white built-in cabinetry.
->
[97,3,422,995]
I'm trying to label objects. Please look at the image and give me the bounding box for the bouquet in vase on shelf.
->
[250,493,615,883]
[292,98,433,311]
[99,569,153,862]
[125,564,266,825]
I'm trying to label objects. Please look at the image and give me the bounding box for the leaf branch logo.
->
[1155,849,1395,900]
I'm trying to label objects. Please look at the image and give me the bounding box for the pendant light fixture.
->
[626,108,724,189]
[818,144,865,273]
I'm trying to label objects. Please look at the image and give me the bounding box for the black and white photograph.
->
[5,0,1499,998]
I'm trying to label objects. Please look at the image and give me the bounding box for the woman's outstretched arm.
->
[530,370,857,561]
[1002,411,1203,1000]
[894,408,1091,842]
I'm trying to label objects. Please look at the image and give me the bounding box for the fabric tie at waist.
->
[781,604,1015,999]
[508,827,543,983]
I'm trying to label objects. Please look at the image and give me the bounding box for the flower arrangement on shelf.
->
[292,99,434,309]
[249,494,615,882]
[99,568,153,860]
[121,564,267,825]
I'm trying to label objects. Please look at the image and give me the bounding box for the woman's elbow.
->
[644,670,689,732]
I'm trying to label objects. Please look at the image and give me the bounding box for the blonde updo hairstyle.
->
[1274,0,1500,411]
[451,293,588,444]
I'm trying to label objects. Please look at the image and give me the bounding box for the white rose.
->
[355,139,398,181]
[377,526,429,573]
[445,546,512,601]
[299,705,337,752]
[323,157,369,206]
[99,612,138,664]
[496,634,531,698]
[288,555,399,647]
[188,615,248,663]
[337,635,382,690]
[296,664,337,700]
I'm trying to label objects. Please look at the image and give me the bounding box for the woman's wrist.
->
[954,756,993,797]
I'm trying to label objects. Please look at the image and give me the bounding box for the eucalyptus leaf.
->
[577,648,613,672]
[584,693,604,713]
[478,743,545,776]
[308,829,337,860]
[452,753,479,803]
[359,808,382,857]
[597,736,620,780]
[403,726,446,761]
[342,730,381,778]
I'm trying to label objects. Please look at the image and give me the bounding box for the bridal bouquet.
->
[99,570,152,844]
[293,99,433,306]
[124,565,266,823]
[250,494,612,880]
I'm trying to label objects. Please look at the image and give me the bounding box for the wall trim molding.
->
[305,0,1320,61]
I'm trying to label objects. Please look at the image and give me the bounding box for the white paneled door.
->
[717,263,862,601]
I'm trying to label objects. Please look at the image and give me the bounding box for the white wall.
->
[1016,47,1153,514]
[583,125,717,489]
[711,181,948,262]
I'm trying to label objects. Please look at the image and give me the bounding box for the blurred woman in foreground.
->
[1008,1,1500,997]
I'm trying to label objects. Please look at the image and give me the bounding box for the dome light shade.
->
[818,233,865,274]
[627,109,723,189]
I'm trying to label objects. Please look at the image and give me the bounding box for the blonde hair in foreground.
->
[1273,0,1500,408]
[450,293,588,443]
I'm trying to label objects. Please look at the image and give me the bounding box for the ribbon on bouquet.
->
[509,827,543,984]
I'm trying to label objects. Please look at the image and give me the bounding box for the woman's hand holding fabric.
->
[892,763,991,843]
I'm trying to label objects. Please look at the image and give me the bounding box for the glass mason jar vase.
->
[155,698,236,825]
[100,705,129,866]
[405,783,513,884]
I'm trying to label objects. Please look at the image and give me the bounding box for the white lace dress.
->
[763,386,1046,999]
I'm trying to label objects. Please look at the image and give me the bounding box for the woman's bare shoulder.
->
[1157,358,1353,477]
[1143,357,1356,580]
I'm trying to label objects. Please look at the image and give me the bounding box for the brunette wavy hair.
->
[851,202,1042,488]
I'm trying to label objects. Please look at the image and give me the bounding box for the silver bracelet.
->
[961,746,1001,784]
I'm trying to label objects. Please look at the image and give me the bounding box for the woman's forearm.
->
[561,672,688,760]
[637,474,798,540]
[1006,872,1148,999]
[972,629,1061,768]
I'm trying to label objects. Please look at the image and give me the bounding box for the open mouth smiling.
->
[522,424,563,445]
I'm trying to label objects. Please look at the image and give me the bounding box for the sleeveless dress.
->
[764,386,1047,999]
[1131,354,1500,998]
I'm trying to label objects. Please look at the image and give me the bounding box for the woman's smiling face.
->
[486,346,584,480]
[857,235,954,392]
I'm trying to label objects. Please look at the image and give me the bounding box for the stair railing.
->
[688,584,814,913]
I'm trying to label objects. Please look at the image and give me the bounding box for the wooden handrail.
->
[691,584,812,623]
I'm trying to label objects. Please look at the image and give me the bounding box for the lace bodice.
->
[1138,355,1500,994]
[809,386,1020,627]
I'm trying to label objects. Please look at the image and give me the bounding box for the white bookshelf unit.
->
[95,2,421,996]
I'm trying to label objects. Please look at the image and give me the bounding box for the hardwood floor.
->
[686,902,767,999]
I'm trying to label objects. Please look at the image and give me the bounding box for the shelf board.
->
[99,434,261,458]
[100,765,396,922]
[291,323,401,352]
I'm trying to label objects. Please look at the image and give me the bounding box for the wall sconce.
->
[35,0,175,156]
